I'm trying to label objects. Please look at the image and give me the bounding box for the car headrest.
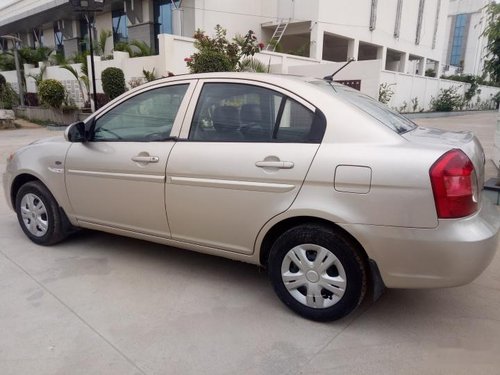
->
[212,105,240,132]
[240,104,262,123]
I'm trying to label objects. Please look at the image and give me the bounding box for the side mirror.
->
[64,121,86,142]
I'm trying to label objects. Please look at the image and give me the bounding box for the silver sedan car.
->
[3,73,499,321]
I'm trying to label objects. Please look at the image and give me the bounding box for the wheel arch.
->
[258,216,369,269]
[10,173,41,208]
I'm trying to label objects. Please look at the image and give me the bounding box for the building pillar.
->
[377,46,387,70]
[309,22,323,60]
[347,38,359,60]
[418,57,426,76]
[399,52,409,73]
[172,7,184,36]
[64,38,80,58]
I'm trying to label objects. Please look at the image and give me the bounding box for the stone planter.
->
[14,106,79,126]
[0,109,16,129]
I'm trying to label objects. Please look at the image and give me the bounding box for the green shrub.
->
[38,79,66,108]
[378,82,394,104]
[101,67,126,100]
[430,87,463,112]
[0,53,15,71]
[186,50,234,73]
[0,82,19,109]
[185,25,264,73]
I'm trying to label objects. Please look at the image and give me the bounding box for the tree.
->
[185,25,265,73]
[482,2,500,84]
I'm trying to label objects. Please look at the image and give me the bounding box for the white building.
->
[0,0,449,76]
[2,0,499,113]
[442,0,491,76]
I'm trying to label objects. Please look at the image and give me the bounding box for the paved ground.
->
[1,112,499,375]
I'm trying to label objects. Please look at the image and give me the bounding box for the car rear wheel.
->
[15,181,67,245]
[268,224,367,321]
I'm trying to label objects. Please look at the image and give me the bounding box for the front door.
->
[65,82,193,237]
[166,80,326,254]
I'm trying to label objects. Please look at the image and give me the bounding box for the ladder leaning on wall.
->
[266,19,290,52]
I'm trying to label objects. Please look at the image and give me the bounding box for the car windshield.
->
[308,79,417,134]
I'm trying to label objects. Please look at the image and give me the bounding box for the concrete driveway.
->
[1,112,499,375]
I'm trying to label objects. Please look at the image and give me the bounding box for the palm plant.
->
[60,64,87,106]
[238,58,268,73]
[27,64,47,88]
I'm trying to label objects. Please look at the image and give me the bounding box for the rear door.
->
[166,79,326,254]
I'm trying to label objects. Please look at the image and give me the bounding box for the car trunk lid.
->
[402,126,486,192]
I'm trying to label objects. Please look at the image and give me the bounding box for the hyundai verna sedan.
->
[3,73,499,321]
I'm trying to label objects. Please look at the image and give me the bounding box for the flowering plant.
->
[185,25,265,73]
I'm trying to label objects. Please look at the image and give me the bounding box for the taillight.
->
[429,149,478,219]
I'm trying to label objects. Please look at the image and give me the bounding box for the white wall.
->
[381,70,500,111]
[313,0,448,64]
[189,0,277,40]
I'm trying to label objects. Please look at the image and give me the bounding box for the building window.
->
[54,22,64,56]
[394,0,403,38]
[369,0,378,31]
[153,0,179,52]
[415,0,425,45]
[112,9,128,44]
[450,14,468,66]
[80,18,88,52]
[32,28,43,48]
[0,38,8,52]
[154,0,178,35]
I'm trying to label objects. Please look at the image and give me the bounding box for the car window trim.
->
[85,80,197,142]
[177,78,317,141]
[273,96,287,140]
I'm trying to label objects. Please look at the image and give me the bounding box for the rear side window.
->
[189,83,325,143]
[310,80,416,134]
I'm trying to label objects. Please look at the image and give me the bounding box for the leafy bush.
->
[430,87,463,112]
[101,67,126,100]
[425,69,436,77]
[0,53,15,71]
[0,80,19,109]
[96,93,110,108]
[38,79,65,108]
[24,92,39,106]
[185,25,263,73]
[378,83,395,104]
[18,47,53,65]
[186,49,234,73]
[143,68,156,82]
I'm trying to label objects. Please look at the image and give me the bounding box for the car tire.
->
[268,224,367,321]
[15,181,68,245]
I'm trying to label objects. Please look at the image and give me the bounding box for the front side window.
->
[189,83,321,143]
[92,84,188,142]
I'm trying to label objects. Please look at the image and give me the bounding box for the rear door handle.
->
[255,161,294,169]
[132,155,159,163]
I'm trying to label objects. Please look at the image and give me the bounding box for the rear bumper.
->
[341,199,500,289]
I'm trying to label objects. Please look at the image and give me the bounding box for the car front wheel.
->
[268,224,367,321]
[15,181,67,245]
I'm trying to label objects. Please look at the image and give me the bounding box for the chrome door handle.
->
[255,161,294,169]
[132,155,159,163]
